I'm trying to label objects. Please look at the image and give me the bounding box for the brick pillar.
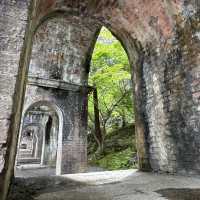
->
[0,1,36,199]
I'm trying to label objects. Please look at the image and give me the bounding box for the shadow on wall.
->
[156,188,200,200]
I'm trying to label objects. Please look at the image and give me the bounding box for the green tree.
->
[88,27,134,153]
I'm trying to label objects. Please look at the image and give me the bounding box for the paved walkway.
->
[15,165,105,177]
[10,169,200,200]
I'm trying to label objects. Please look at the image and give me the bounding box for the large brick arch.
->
[33,10,152,170]
[0,1,200,199]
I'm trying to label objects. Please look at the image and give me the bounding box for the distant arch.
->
[18,101,64,175]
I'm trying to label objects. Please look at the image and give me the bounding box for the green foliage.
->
[88,125,137,170]
[88,27,134,130]
[88,27,137,170]
[90,28,129,73]
[92,148,137,170]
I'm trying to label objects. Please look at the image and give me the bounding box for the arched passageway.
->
[0,1,200,200]
[15,102,63,176]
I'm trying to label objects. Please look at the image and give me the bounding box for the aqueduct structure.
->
[0,0,200,199]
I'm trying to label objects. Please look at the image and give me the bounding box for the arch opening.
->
[15,101,63,176]
[13,13,148,177]
[87,26,138,171]
[2,2,200,200]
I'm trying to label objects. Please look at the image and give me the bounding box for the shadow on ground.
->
[156,188,200,200]
[8,176,111,200]
[8,176,85,200]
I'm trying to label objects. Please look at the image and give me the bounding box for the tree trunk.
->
[93,87,104,153]
[122,112,126,128]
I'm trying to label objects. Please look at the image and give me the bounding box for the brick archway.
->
[0,1,200,200]
[18,101,64,175]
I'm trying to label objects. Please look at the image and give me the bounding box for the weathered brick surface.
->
[20,16,98,174]
[140,8,200,174]
[0,0,200,199]
[29,16,99,84]
[0,1,35,199]
[0,1,30,168]
[23,83,88,174]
